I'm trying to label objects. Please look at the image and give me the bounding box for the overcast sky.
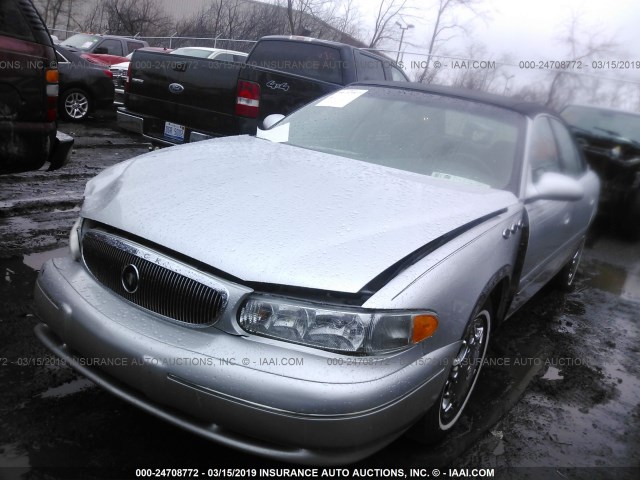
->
[354,0,640,81]
[348,0,640,107]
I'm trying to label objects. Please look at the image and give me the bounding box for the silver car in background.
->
[34,82,599,464]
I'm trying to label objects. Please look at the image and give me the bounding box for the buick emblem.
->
[168,83,185,94]
[121,264,140,294]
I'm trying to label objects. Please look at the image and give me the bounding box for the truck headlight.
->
[238,295,438,355]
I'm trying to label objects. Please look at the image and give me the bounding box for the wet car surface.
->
[0,111,638,478]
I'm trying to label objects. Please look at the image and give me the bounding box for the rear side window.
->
[389,65,407,81]
[98,39,123,56]
[248,40,343,84]
[126,41,144,53]
[0,0,35,42]
[354,51,385,81]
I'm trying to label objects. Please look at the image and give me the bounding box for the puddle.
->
[22,247,68,271]
[40,378,95,399]
[0,443,30,469]
[541,365,564,381]
[586,262,640,303]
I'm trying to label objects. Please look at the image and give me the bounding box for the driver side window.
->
[97,39,123,56]
[529,117,561,182]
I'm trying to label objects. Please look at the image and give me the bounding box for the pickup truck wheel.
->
[408,300,492,445]
[555,237,585,291]
[60,89,91,122]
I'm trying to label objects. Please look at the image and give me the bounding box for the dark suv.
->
[561,104,640,239]
[0,0,73,174]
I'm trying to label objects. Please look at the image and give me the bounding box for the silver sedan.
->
[34,82,599,464]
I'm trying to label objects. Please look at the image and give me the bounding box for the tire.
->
[60,88,91,122]
[554,237,585,291]
[409,299,492,444]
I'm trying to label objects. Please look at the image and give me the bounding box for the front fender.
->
[363,204,524,348]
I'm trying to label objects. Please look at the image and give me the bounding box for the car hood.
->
[82,136,518,293]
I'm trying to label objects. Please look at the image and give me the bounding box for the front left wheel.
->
[60,88,91,122]
[409,300,492,444]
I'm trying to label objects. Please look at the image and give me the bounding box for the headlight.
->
[69,217,82,261]
[238,295,438,355]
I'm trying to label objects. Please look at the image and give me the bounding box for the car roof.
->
[562,103,640,117]
[351,81,556,118]
[259,35,395,63]
[172,46,247,55]
[173,47,219,51]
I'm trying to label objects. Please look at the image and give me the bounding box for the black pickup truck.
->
[117,35,408,145]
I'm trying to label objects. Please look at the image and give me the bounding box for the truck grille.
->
[110,67,127,89]
[82,230,227,326]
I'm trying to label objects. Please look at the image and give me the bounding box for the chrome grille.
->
[82,230,227,326]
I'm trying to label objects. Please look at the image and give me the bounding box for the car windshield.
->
[61,33,100,51]
[170,48,214,58]
[259,87,524,192]
[561,105,640,144]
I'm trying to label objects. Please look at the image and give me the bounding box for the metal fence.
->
[49,29,257,52]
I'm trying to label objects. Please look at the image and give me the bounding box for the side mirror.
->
[525,172,584,203]
[94,47,108,54]
[262,114,285,130]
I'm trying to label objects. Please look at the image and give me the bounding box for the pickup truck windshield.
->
[62,33,99,51]
[247,40,343,84]
[171,47,217,58]
[265,87,524,192]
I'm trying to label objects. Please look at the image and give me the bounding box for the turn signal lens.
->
[412,314,439,343]
[46,69,59,83]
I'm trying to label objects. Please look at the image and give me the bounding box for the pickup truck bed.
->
[118,36,408,145]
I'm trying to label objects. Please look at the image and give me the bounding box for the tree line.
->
[34,0,638,111]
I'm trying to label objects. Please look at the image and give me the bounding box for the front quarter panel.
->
[363,203,524,349]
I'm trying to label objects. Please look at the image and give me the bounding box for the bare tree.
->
[330,0,362,39]
[417,0,485,83]
[367,0,408,49]
[101,0,171,37]
[448,43,501,92]
[255,0,362,43]
[512,82,548,104]
[544,12,618,108]
[279,0,332,36]
[34,0,68,29]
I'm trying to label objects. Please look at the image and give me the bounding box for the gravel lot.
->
[0,110,638,479]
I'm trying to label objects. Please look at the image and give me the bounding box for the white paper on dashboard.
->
[316,89,368,108]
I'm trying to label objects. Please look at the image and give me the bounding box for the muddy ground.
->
[0,110,638,479]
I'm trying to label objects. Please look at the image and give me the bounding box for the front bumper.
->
[117,108,214,146]
[34,256,452,464]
